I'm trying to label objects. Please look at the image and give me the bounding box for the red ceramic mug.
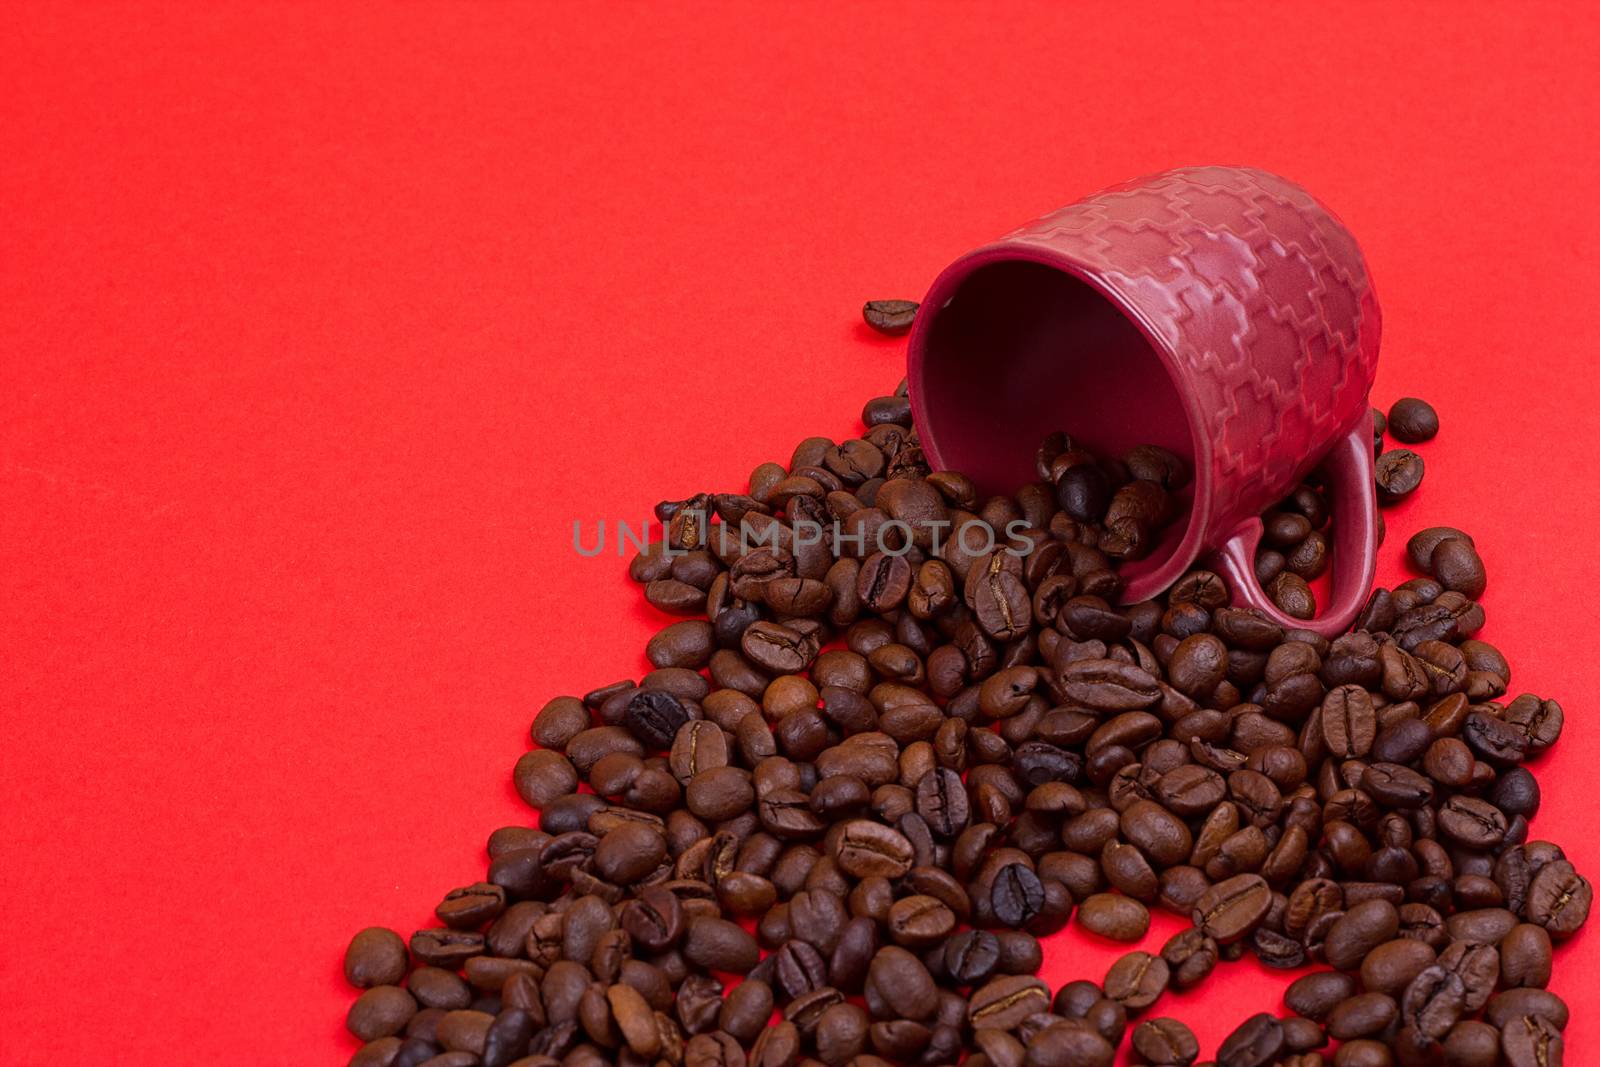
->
[906,165,1381,637]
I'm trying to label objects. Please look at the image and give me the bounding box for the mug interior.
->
[909,253,1209,596]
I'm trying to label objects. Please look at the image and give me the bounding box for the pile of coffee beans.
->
[342,363,1586,1067]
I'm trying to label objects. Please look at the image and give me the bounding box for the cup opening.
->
[909,252,1209,597]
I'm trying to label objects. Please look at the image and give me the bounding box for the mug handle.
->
[1209,423,1379,638]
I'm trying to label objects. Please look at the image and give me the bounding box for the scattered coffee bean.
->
[861,300,919,335]
[1375,448,1425,503]
[345,927,410,989]
[1387,397,1439,443]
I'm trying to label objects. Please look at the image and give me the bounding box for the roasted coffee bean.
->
[867,946,938,1021]
[1438,795,1508,850]
[1194,874,1271,944]
[513,749,580,809]
[1024,1022,1115,1067]
[1501,922,1554,988]
[1078,893,1150,941]
[684,916,760,972]
[1404,526,1470,570]
[861,300,918,336]
[1321,685,1376,759]
[1326,899,1400,971]
[346,927,411,989]
[1527,859,1592,938]
[348,986,419,1042]
[913,767,969,836]
[410,930,485,969]
[620,885,684,951]
[1216,1013,1284,1067]
[1375,448,1425,503]
[1505,694,1564,753]
[1103,950,1169,1011]
[1157,927,1217,990]
[1251,927,1307,969]
[1331,1039,1391,1067]
[835,820,915,878]
[1387,397,1439,442]
[1485,987,1570,1031]
[967,974,1050,1030]
[1121,800,1193,867]
[1400,964,1465,1040]
[1285,971,1358,1021]
[944,929,1001,984]
[1502,1012,1564,1067]
[1359,937,1436,998]
[1131,1016,1199,1066]
[991,864,1045,927]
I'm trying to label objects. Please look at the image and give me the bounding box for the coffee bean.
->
[1333,1039,1393,1067]
[1438,795,1508,850]
[1375,448,1425,503]
[1527,859,1592,938]
[943,929,1000,985]
[1285,971,1358,1021]
[715,979,773,1045]
[1359,938,1436,997]
[1251,927,1307,969]
[1103,950,1169,1011]
[967,974,1049,1030]
[742,621,816,674]
[512,749,580,809]
[866,946,937,1021]
[1216,1013,1284,1067]
[1121,800,1194,867]
[346,928,410,989]
[348,986,419,1041]
[1131,1017,1198,1066]
[1060,658,1161,710]
[1268,572,1317,619]
[1193,874,1271,944]
[1501,922,1554,988]
[871,894,946,948]
[1486,987,1570,1033]
[410,929,485,969]
[861,300,918,336]
[991,864,1045,927]
[1077,893,1150,941]
[1387,397,1439,442]
[532,697,592,750]
[1501,1012,1564,1067]
[1441,1020,1501,1067]
[620,885,685,951]
[1326,899,1400,971]
[1403,526,1470,571]
[1400,964,1466,1040]
[1328,992,1398,1040]
[1429,536,1486,598]
[684,916,760,972]
[594,823,667,884]
[835,820,915,879]
[913,767,970,837]
[970,565,1032,641]
[1024,1021,1115,1067]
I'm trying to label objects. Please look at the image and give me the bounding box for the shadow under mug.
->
[907,165,1382,637]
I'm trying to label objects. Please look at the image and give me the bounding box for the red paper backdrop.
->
[3,3,1599,1063]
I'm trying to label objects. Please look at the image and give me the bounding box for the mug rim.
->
[907,239,1215,603]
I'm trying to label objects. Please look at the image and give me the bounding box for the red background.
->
[4,4,1599,1063]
